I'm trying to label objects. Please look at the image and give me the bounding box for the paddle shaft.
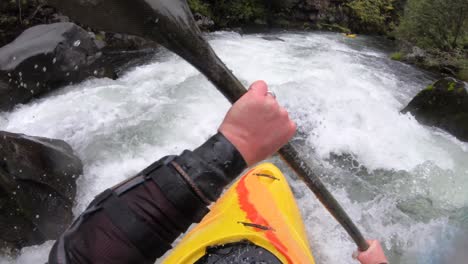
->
[200,55,369,251]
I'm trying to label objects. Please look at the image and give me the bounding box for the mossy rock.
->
[390,52,403,61]
[402,77,468,141]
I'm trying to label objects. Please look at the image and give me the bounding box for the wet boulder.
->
[402,77,468,141]
[0,22,112,111]
[0,131,82,251]
[0,22,157,111]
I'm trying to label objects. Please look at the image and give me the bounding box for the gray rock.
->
[0,131,82,250]
[0,23,110,111]
[405,46,427,63]
[193,13,215,31]
[0,22,158,111]
[402,77,468,141]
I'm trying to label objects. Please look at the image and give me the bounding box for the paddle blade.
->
[47,0,246,101]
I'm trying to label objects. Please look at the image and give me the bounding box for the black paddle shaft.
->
[47,0,369,252]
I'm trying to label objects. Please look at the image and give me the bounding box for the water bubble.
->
[73,40,81,47]
[8,79,12,83]
[66,72,70,76]
[36,82,40,87]
[14,226,18,230]
[35,214,40,219]
[43,67,47,72]
[30,90,34,94]
[24,83,27,88]
[34,64,38,69]
[155,18,160,23]
[93,70,98,75]
[12,191,16,195]
[74,65,79,71]
[7,73,11,77]
[18,72,22,77]
[52,57,57,64]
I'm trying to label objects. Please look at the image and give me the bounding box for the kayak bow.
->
[163,163,315,264]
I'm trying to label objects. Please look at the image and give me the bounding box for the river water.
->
[1,31,467,263]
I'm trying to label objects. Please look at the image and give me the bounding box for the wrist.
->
[218,128,253,166]
[174,133,247,202]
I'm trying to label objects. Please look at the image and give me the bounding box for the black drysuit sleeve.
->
[48,132,246,264]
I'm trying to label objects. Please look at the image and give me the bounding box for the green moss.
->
[457,88,465,93]
[457,68,468,82]
[447,82,455,92]
[390,52,403,61]
[425,84,434,91]
[95,33,105,41]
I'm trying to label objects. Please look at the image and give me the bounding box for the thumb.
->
[248,80,268,97]
[356,240,388,264]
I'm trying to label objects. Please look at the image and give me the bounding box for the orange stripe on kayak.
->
[236,174,293,264]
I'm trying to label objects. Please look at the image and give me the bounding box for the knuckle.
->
[279,107,289,119]
[264,97,278,111]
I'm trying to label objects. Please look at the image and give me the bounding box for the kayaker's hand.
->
[355,240,388,264]
[219,80,296,166]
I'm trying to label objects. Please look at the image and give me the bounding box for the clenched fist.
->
[219,81,296,166]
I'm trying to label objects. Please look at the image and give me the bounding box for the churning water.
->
[1,31,467,263]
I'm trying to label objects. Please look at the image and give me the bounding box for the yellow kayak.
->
[343,33,357,38]
[163,163,315,264]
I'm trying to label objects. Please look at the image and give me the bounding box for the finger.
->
[266,90,277,100]
[264,96,279,113]
[279,107,289,119]
[248,80,268,97]
[289,121,297,137]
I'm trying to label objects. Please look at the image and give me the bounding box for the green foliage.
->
[187,0,212,17]
[425,84,434,90]
[390,52,403,60]
[210,0,267,26]
[347,0,396,33]
[396,0,468,50]
[319,23,351,33]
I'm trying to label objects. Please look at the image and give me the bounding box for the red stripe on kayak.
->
[236,173,293,264]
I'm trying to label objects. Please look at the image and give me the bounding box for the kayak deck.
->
[163,163,316,264]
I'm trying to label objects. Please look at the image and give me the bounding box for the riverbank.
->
[391,45,468,81]
[2,0,466,82]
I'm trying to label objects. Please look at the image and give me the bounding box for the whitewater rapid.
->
[1,31,467,263]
